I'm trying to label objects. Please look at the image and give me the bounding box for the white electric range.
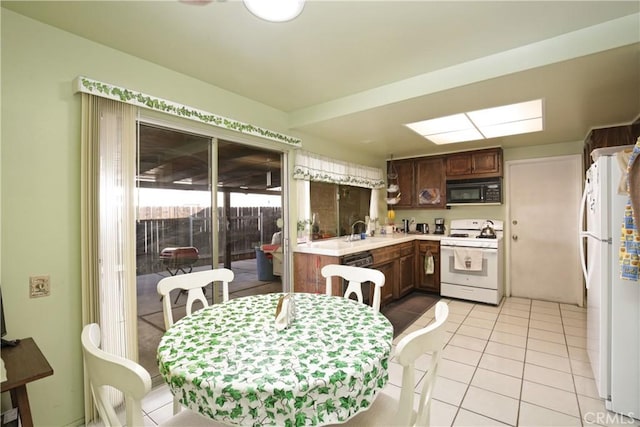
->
[440,219,504,305]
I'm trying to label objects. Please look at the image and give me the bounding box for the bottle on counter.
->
[311,213,320,240]
[368,217,377,237]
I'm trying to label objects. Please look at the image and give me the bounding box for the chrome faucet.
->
[348,220,367,241]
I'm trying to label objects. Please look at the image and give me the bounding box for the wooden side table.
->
[1,338,54,427]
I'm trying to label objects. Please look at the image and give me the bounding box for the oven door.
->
[440,245,498,289]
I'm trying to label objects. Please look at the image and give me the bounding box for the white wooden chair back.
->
[81,323,220,426]
[81,323,151,427]
[396,301,449,426]
[321,264,385,312]
[157,268,234,330]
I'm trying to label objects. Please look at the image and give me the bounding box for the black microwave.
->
[446,178,502,205]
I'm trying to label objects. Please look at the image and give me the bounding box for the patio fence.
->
[136,206,281,276]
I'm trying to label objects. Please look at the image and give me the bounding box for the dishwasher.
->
[339,251,375,304]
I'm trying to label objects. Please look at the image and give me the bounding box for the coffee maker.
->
[434,218,446,235]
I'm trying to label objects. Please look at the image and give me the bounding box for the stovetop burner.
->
[449,233,469,238]
[476,235,497,239]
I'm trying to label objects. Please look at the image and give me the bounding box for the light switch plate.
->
[29,275,50,298]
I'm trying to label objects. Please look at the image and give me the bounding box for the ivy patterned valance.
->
[293,150,385,189]
[73,76,301,147]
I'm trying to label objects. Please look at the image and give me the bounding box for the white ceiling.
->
[4,1,640,157]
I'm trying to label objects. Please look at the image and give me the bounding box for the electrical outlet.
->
[29,275,50,298]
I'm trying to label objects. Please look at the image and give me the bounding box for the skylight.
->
[405,99,544,145]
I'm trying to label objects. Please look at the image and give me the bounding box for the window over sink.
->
[309,182,371,240]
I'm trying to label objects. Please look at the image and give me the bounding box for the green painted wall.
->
[1,8,587,426]
[0,9,377,425]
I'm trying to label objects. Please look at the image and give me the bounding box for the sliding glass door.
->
[216,140,284,289]
[135,123,285,385]
[135,123,214,384]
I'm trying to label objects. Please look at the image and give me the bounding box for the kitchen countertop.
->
[294,233,444,257]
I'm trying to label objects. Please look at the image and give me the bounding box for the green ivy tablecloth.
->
[157,293,393,426]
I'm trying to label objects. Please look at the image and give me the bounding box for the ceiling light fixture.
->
[243,0,305,22]
[405,99,544,145]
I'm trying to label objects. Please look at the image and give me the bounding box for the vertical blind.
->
[81,94,137,422]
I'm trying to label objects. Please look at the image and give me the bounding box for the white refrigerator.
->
[579,146,640,418]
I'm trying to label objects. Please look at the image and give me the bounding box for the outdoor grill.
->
[160,246,199,276]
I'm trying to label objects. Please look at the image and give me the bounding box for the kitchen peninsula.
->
[294,233,443,308]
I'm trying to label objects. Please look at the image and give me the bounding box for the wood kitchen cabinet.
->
[375,260,397,308]
[371,244,400,307]
[294,246,401,308]
[293,253,339,294]
[445,147,503,180]
[294,240,421,308]
[583,122,640,171]
[415,241,440,294]
[389,156,445,209]
[389,149,502,209]
[391,159,415,208]
[371,241,417,306]
[398,242,415,298]
[415,156,446,208]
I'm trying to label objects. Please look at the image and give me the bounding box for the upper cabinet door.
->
[445,154,473,176]
[445,148,503,179]
[472,149,502,175]
[415,157,445,208]
[393,159,415,208]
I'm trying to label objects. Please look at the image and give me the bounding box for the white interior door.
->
[506,155,583,305]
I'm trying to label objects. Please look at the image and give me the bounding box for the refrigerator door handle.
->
[578,181,602,289]
[579,179,588,232]
[579,232,600,289]
[579,182,590,286]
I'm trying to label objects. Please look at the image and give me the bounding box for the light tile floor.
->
[137,297,640,426]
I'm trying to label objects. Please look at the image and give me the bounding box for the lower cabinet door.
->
[375,260,397,308]
[398,254,415,297]
[416,243,440,293]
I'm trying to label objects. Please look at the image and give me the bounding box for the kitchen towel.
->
[616,148,633,194]
[619,137,640,281]
[454,248,483,271]
[424,251,434,275]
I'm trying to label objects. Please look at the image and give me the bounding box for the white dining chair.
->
[338,301,449,427]
[157,268,234,330]
[157,268,233,414]
[81,323,222,427]
[321,264,385,312]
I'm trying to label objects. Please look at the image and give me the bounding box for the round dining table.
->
[157,292,393,426]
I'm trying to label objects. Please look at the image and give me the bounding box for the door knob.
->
[512,220,518,225]
[512,235,518,241]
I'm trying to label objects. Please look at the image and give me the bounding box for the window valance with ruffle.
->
[293,151,385,189]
